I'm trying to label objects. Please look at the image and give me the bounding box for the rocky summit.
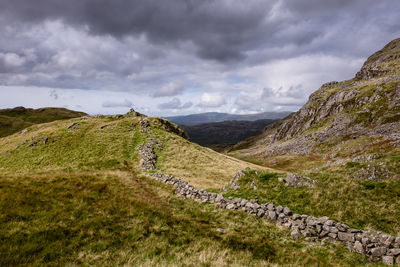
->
[233,38,400,164]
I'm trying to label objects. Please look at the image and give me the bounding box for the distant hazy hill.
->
[165,111,291,125]
[0,106,87,137]
[180,119,276,151]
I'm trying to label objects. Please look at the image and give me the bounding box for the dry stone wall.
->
[149,171,400,265]
[137,119,400,266]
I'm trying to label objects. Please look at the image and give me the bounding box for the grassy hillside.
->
[0,116,269,184]
[0,170,375,266]
[0,115,376,265]
[0,106,87,137]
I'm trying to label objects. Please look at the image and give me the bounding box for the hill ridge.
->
[0,106,87,137]
[233,38,400,161]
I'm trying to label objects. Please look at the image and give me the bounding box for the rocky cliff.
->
[233,38,400,159]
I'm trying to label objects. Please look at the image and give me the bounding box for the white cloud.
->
[234,86,308,113]
[198,92,227,108]
[0,52,26,67]
[153,82,185,97]
[102,99,133,108]
[158,97,193,110]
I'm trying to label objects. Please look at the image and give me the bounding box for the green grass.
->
[0,112,395,265]
[0,170,376,266]
[223,168,400,236]
[0,117,144,173]
[0,107,86,137]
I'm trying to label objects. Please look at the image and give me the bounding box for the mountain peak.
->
[355,38,400,80]
[233,38,400,159]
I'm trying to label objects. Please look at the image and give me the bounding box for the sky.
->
[0,0,399,116]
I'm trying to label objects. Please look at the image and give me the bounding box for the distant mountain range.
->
[165,111,291,125]
[180,119,276,151]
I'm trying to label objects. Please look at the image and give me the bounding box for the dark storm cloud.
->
[1,0,399,65]
[0,0,273,62]
[0,0,400,115]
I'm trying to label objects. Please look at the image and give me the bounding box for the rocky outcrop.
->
[139,118,151,134]
[154,118,189,140]
[234,38,400,159]
[228,169,247,190]
[278,173,316,187]
[356,38,400,80]
[125,108,144,117]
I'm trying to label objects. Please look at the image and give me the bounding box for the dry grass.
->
[153,126,279,189]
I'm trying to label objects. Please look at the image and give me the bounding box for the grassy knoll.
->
[0,107,86,137]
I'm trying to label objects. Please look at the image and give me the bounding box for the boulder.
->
[291,228,300,240]
[382,256,394,266]
[226,203,236,210]
[268,211,277,221]
[354,241,364,254]
[371,247,387,257]
[280,173,316,187]
[276,206,283,213]
[338,232,355,242]
[388,249,400,256]
[283,207,292,216]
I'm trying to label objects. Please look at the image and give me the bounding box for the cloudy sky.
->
[0,0,399,116]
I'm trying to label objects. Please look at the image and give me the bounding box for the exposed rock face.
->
[279,173,316,187]
[126,108,144,117]
[356,38,400,80]
[234,38,400,160]
[155,118,189,140]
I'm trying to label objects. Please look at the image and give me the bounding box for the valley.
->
[1,38,400,266]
